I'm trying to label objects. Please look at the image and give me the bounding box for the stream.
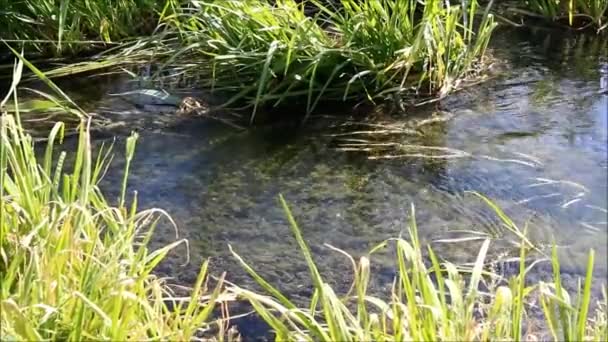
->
[17,27,608,339]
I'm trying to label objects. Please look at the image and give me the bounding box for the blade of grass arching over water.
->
[467,191,538,250]
[1,58,23,108]
[228,244,296,310]
[4,43,87,117]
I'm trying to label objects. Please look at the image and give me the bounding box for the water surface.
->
[24,27,608,336]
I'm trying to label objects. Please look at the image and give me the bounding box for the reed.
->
[0,59,229,340]
[227,195,607,341]
[516,0,608,31]
[0,0,168,56]
[154,0,496,122]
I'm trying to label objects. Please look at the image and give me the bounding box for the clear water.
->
[24,27,608,336]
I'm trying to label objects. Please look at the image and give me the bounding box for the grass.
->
[1,1,497,122]
[0,0,169,56]
[514,0,608,31]
[226,195,608,341]
[0,60,230,340]
[151,0,497,122]
[1,0,603,127]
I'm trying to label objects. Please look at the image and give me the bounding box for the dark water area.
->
[16,27,608,339]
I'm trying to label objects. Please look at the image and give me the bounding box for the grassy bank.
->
[2,65,607,340]
[1,0,498,121]
[1,1,604,122]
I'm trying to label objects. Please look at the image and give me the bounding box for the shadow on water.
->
[22,27,608,340]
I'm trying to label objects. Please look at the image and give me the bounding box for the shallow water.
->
[23,27,608,338]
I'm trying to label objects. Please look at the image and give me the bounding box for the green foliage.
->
[1,0,498,118]
[0,60,227,340]
[518,0,608,31]
[228,197,608,341]
[539,246,607,341]
[0,0,169,55]
[156,0,496,122]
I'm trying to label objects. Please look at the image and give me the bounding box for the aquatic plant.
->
[0,61,231,340]
[227,195,607,341]
[1,0,498,120]
[515,0,608,31]
[0,0,169,55]
[154,0,497,122]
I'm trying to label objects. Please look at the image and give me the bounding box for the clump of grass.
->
[228,195,607,341]
[514,0,608,32]
[155,0,497,122]
[0,63,231,340]
[0,0,169,56]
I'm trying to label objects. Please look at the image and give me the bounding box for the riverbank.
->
[3,1,605,122]
[4,0,498,122]
[0,0,164,56]
[506,0,608,32]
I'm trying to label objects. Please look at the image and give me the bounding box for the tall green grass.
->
[517,0,608,31]
[0,62,229,340]
[227,196,607,341]
[0,0,170,55]
[2,0,498,121]
[155,0,496,122]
